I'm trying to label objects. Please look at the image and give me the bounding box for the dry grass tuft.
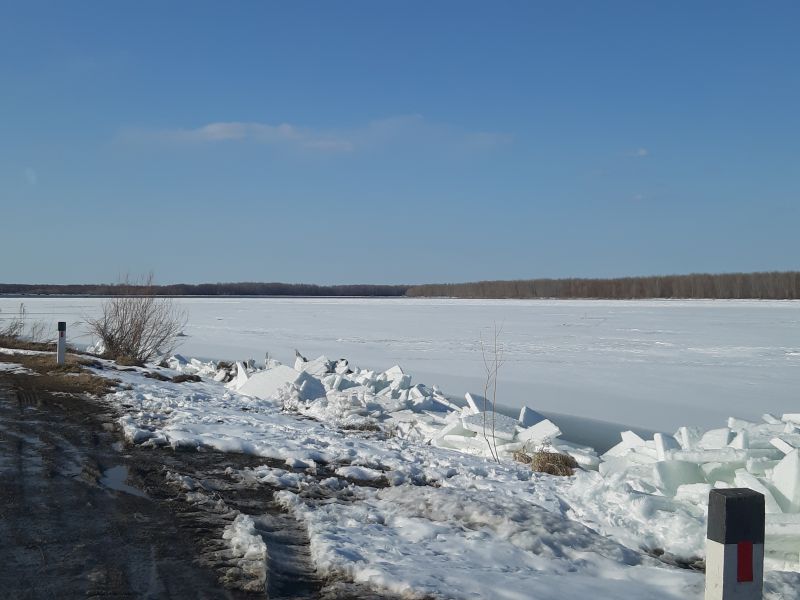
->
[531,450,578,476]
[0,335,56,352]
[0,351,116,397]
[514,442,579,477]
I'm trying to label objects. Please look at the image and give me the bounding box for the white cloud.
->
[635,148,649,157]
[119,115,510,154]
[24,167,37,185]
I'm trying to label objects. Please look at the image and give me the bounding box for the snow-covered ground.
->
[66,349,796,599]
[2,297,798,431]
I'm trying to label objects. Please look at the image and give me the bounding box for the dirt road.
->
[0,367,392,599]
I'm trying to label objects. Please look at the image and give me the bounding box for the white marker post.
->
[705,488,765,600]
[56,321,66,365]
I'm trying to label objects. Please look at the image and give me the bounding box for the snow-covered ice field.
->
[3,297,800,598]
[2,297,797,432]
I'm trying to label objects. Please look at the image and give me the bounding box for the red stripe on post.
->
[737,541,753,582]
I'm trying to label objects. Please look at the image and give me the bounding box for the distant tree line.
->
[405,271,800,300]
[0,282,409,297]
[4,271,799,299]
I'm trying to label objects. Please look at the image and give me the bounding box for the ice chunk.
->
[621,430,646,448]
[698,428,732,449]
[702,462,737,485]
[667,448,748,464]
[782,414,800,425]
[293,371,327,401]
[602,430,649,458]
[389,374,412,391]
[675,426,703,450]
[239,365,324,401]
[464,392,485,415]
[430,393,460,412]
[461,412,518,441]
[231,361,250,389]
[654,433,681,461]
[675,482,713,504]
[746,457,780,476]
[299,355,333,376]
[653,460,706,496]
[762,413,782,424]
[771,449,800,513]
[383,365,405,380]
[771,437,797,455]
[728,430,749,450]
[518,406,545,428]
[727,416,756,429]
[436,420,477,439]
[733,470,782,514]
[516,419,562,444]
[559,447,600,470]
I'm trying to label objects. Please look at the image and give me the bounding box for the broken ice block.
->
[464,392,485,415]
[782,414,800,426]
[461,412,518,441]
[299,355,334,376]
[653,460,706,495]
[728,430,749,450]
[238,365,325,401]
[518,406,545,428]
[676,426,703,450]
[516,419,562,444]
[654,433,681,461]
[734,470,783,514]
[771,437,797,456]
[698,428,733,449]
[771,449,800,513]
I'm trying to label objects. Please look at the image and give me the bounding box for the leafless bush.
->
[479,323,505,463]
[26,321,48,343]
[0,303,25,338]
[87,274,187,365]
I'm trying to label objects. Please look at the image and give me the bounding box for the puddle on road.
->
[100,465,149,499]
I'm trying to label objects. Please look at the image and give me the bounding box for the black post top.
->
[57,321,66,331]
[707,488,765,544]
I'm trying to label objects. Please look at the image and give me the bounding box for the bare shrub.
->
[27,321,48,343]
[0,303,25,338]
[480,323,504,463]
[87,274,187,365]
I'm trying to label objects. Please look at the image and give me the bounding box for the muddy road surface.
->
[0,368,394,600]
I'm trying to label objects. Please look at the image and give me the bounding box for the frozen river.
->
[1,297,797,432]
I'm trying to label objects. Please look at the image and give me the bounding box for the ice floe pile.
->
[584,415,800,569]
[224,352,601,469]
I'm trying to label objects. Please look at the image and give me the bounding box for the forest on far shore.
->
[405,271,800,300]
[1,271,798,300]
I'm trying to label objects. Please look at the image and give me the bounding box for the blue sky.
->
[1,1,798,285]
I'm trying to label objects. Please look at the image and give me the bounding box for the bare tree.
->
[480,323,504,463]
[87,274,187,365]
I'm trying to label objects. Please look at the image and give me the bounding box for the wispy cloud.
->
[24,167,37,185]
[118,115,512,154]
[634,147,649,157]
